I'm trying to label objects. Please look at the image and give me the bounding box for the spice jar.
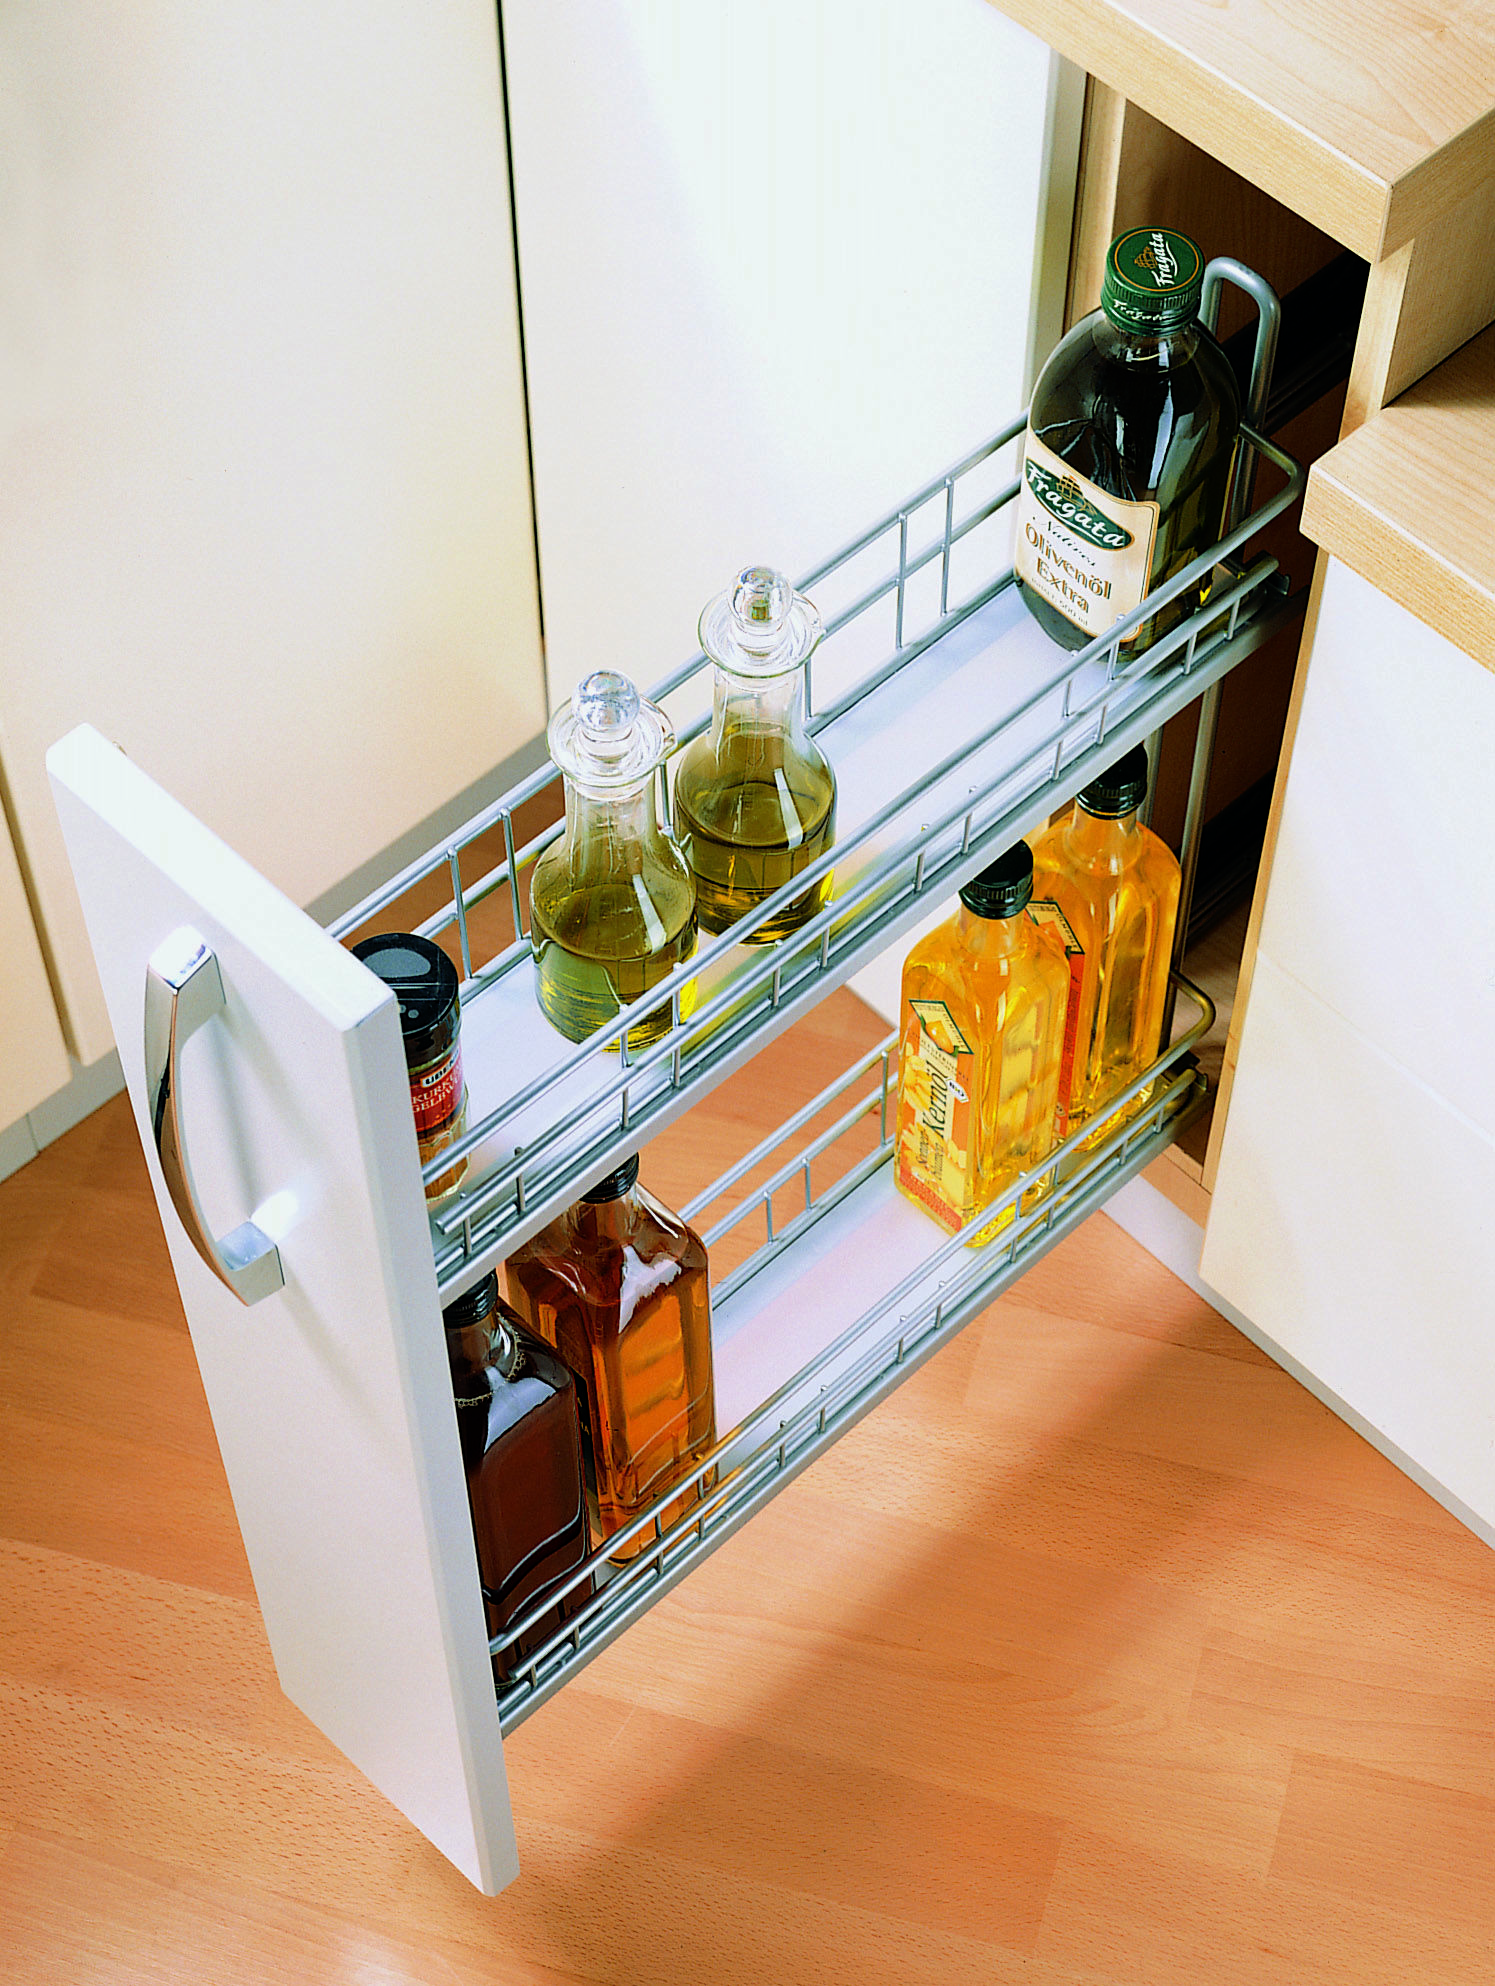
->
[352,931,468,1201]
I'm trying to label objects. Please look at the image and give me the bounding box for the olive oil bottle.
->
[503,1155,716,1561]
[1015,226,1241,654]
[894,841,1067,1243]
[1030,746,1181,1138]
[673,566,836,944]
[530,671,697,1050]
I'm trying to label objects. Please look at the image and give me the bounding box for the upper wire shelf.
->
[330,405,1302,1296]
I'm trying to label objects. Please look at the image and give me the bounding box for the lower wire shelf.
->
[492,972,1214,1733]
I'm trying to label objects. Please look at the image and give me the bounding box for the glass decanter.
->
[502,1154,716,1561]
[530,670,697,1049]
[673,565,837,944]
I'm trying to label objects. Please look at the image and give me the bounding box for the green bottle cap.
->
[1100,226,1204,335]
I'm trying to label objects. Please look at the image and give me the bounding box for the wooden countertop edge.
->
[1300,321,1495,671]
[1385,102,1495,261]
[987,0,1495,261]
[1302,465,1495,674]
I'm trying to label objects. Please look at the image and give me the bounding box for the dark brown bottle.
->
[502,1155,716,1560]
[1015,225,1241,656]
[442,1272,590,1681]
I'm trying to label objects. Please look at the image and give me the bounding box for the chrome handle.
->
[144,926,285,1307]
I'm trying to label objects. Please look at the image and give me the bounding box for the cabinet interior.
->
[1068,85,1369,1213]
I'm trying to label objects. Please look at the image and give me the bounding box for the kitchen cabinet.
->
[1201,326,1495,1541]
[31,0,1495,1909]
[0,0,545,1070]
[48,383,1300,1888]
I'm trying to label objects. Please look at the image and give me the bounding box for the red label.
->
[410,1044,463,1136]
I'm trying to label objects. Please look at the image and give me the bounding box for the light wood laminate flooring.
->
[2,989,1493,1983]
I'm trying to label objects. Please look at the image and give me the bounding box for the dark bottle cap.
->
[958,841,1034,920]
[351,932,460,1066]
[442,1270,522,1379]
[442,1269,499,1334]
[1076,745,1149,820]
[1100,226,1204,336]
[582,1153,641,1203]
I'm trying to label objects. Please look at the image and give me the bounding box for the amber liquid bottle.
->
[1030,745,1181,1139]
[895,841,1068,1243]
[442,1272,591,1682]
[1015,225,1241,655]
[503,1156,716,1559]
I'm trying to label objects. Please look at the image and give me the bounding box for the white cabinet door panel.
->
[1202,949,1495,1536]
[48,725,516,1894]
[2,0,544,1066]
[503,0,1080,707]
[1255,558,1495,1133]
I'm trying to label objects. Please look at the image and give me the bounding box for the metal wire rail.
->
[326,246,1298,1293]
[402,421,1293,1290]
[492,971,1214,1732]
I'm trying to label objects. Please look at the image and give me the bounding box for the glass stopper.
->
[575,670,641,755]
[700,564,822,678]
[730,566,792,641]
[547,668,674,790]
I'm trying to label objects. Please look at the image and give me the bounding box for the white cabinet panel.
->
[1,1,544,1065]
[48,725,517,1894]
[503,0,1080,706]
[1255,558,1495,1133]
[1202,950,1495,1536]
[0,807,70,1124]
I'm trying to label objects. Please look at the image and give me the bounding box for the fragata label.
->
[1014,429,1159,643]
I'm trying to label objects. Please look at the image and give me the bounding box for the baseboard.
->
[0,1047,126,1185]
[1104,1173,1495,1552]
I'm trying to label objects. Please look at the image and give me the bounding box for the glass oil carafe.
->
[673,565,837,944]
[894,841,1068,1244]
[1015,225,1242,655]
[502,1155,716,1561]
[1029,746,1181,1139]
[442,1272,591,1682]
[530,670,697,1050]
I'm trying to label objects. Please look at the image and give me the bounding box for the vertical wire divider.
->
[502,808,525,941]
[895,510,910,651]
[940,476,956,616]
[448,849,473,984]
[1161,679,1223,1041]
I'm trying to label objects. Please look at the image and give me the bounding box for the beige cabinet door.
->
[1,0,545,1068]
[1202,559,1495,1538]
[0,812,70,1126]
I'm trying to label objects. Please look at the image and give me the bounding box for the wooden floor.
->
[3,991,1495,1982]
